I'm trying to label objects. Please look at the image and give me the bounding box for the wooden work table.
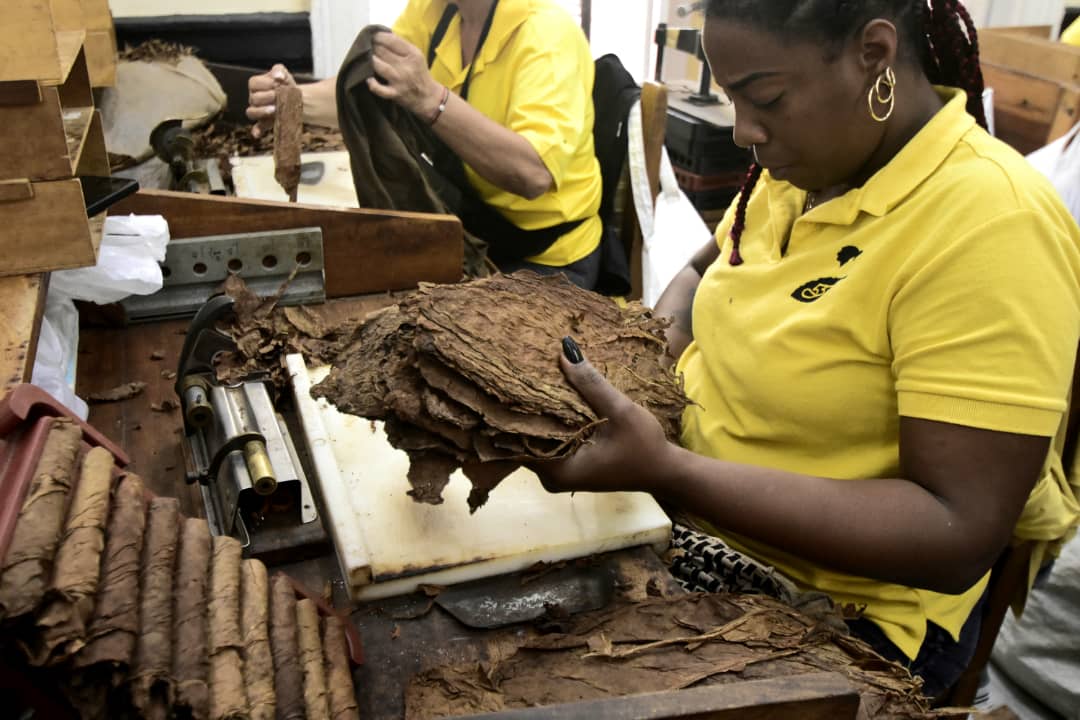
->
[74,294,867,720]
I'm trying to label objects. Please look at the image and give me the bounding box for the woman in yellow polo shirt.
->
[538,0,1080,700]
[247,0,603,288]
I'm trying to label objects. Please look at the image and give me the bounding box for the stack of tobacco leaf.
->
[313,272,688,511]
[0,419,360,720]
[212,274,357,392]
[405,593,949,720]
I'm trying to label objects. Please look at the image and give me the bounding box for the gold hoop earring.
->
[868,66,896,123]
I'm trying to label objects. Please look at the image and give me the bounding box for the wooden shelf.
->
[0,273,47,395]
[0,178,101,277]
[62,106,94,167]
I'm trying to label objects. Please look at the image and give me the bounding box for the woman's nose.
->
[732,110,768,151]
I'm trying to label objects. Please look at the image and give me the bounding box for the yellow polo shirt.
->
[393,0,602,266]
[677,89,1080,660]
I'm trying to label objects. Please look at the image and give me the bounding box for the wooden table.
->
[75,295,862,720]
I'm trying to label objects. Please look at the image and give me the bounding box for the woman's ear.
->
[857,19,900,80]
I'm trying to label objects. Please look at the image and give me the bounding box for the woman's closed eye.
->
[752,93,784,110]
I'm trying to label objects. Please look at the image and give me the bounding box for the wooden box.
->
[981,27,1080,154]
[0,179,105,277]
[51,0,116,88]
[0,2,89,85]
[0,44,95,183]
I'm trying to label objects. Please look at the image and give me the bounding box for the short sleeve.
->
[503,24,592,189]
[892,209,1080,436]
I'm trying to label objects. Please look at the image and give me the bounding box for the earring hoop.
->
[868,66,896,123]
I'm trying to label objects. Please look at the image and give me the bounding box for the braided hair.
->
[708,0,988,266]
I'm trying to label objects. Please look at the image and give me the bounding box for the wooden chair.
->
[612,80,668,300]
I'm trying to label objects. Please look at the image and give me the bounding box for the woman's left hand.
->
[533,341,678,495]
[367,31,444,118]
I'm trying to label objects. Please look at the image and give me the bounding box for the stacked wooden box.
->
[980,26,1080,155]
[0,0,115,394]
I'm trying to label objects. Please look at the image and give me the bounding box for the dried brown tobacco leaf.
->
[29,447,116,665]
[314,273,688,510]
[0,419,82,620]
[241,559,276,720]
[87,382,148,403]
[173,519,212,720]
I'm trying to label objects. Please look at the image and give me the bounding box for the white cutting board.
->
[231,151,358,207]
[286,355,672,602]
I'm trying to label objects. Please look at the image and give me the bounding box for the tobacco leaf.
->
[314,273,688,509]
[87,382,148,404]
[405,593,937,720]
[274,85,304,202]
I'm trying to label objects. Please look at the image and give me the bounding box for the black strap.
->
[426,1,499,101]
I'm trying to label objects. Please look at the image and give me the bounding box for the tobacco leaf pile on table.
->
[0,420,360,720]
[406,592,954,720]
[313,272,689,511]
[211,274,358,393]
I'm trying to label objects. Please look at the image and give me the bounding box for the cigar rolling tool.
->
[177,295,326,561]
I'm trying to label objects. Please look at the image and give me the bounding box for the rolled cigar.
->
[297,599,329,720]
[322,615,360,720]
[0,419,82,620]
[75,473,147,671]
[274,84,303,202]
[269,574,305,720]
[174,518,213,720]
[209,535,248,720]
[130,496,181,716]
[242,559,276,720]
[29,446,115,665]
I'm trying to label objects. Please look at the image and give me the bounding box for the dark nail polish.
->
[562,336,584,364]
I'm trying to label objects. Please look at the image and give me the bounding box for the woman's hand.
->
[367,31,444,119]
[533,339,678,495]
[247,64,296,138]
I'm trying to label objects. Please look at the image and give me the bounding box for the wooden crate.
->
[50,0,115,87]
[84,28,117,87]
[0,3,91,85]
[0,44,96,182]
[0,179,104,277]
[980,27,1080,155]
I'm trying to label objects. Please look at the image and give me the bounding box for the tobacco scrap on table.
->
[313,272,689,510]
[88,382,148,404]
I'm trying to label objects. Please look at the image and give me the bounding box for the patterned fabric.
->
[667,523,800,604]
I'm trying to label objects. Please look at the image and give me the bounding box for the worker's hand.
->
[247,64,296,139]
[366,31,444,120]
[532,339,676,495]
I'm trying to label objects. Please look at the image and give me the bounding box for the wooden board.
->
[452,672,861,720]
[50,0,84,31]
[0,1,60,83]
[981,28,1080,86]
[0,90,92,182]
[983,63,1080,154]
[75,109,109,176]
[112,189,465,298]
[0,178,98,276]
[0,273,47,395]
[81,0,113,31]
[84,28,116,88]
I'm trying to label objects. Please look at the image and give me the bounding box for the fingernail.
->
[562,336,584,364]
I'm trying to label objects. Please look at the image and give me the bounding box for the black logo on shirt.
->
[791,277,843,303]
[838,246,862,266]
